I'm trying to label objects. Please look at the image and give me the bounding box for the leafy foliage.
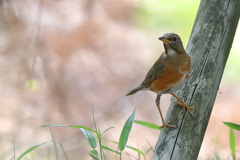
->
[134,120,159,130]
[118,109,136,151]
[17,141,52,160]
[223,122,240,131]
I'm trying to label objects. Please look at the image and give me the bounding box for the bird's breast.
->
[150,61,190,95]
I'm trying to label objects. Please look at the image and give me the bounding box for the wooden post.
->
[152,0,240,159]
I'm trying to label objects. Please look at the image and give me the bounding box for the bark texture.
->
[152,0,240,159]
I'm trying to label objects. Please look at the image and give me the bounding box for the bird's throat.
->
[164,43,176,56]
[166,49,177,56]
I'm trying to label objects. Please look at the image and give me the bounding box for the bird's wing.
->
[141,53,165,87]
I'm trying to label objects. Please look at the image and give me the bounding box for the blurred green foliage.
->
[134,0,200,43]
[223,43,240,84]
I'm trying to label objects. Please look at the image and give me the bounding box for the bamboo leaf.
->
[145,147,153,154]
[80,128,97,149]
[229,128,236,160]
[17,141,52,160]
[100,145,120,154]
[90,150,98,156]
[134,120,159,130]
[89,153,99,160]
[223,122,240,131]
[118,109,136,151]
[103,138,144,155]
[125,144,144,155]
[41,124,96,132]
[102,127,115,135]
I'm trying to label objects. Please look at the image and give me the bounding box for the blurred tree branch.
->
[153,0,240,159]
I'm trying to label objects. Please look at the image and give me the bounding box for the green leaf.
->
[89,153,99,160]
[125,145,144,155]
[145,138,153,154]
[230,128,236,160]
[103,138,144,155]
[100,145,120,154]
[223,122,240,131]
[102,127,115,135]
[118,109,136,151]
[41,124,96,132]
[80,128,97,149]
[134,120,159,130]
[90,150,98,155]
[17,141,52,160]
[145,147,153,154]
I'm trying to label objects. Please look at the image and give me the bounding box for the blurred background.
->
[0,0,239,159]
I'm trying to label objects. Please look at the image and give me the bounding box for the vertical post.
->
[152,0,240,159]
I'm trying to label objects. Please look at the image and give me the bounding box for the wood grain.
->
[152,0,240,159]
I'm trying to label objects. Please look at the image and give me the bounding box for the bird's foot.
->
[174,101,194,116]
[159,119,177,129]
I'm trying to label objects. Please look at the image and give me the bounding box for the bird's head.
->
[158,33,185,54]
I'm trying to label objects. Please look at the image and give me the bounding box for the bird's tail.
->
[125,85,144,96]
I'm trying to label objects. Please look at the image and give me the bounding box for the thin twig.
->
[92,103,104,160]
[60,143,69,160]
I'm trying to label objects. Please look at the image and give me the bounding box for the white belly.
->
[169,74,187,93]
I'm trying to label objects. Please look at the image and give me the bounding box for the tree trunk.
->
[152,0,240,160]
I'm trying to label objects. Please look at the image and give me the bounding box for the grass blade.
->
[145,147,153,154]
[80,128,97,149]
[223,122,240,131]
[102,127,115,135]
[125,144,144,155]
[92,105,104,160]
[230,128,236,160]
[134,120,159,130]
[41,124,96,132]
[102,139,145,155]
[118,109,136,151]
[145,138,154,155]
[17,141,52,160]
[49,128,58,160]
[100,145,120,154]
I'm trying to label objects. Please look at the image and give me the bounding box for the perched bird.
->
[126,33,194,128]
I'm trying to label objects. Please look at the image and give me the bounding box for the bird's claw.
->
[174,101,194,116]
[159,119,177,129]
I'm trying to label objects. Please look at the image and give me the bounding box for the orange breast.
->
[150,60,190,92]
[151,71,185,92]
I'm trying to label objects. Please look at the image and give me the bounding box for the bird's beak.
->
[158,37,170,43]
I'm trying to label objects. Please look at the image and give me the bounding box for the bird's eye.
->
[172,37,177,41]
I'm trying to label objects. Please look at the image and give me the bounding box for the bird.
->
[126,33,194,128]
